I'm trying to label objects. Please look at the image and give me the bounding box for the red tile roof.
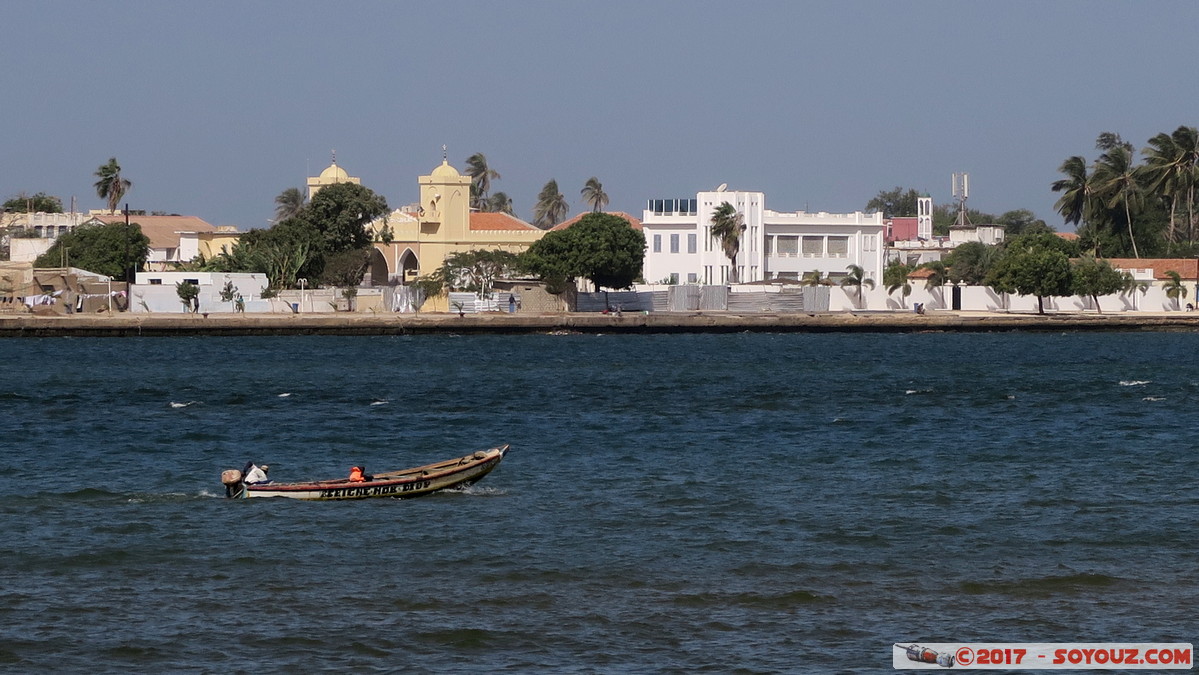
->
[469,212,539,231]
[1056,232,1080,241]
[550,211,643,231]
[92,215,216,249]
[1101,258,1199,281]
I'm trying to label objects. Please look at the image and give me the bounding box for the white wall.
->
[130,272,269,313]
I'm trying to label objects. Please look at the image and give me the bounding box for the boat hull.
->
[231,445,509,500]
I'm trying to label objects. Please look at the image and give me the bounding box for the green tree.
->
[1051,156,1093,233]
[175,280,200,313]
[1162,269,1187,310]
[218,279,238,310]
[94,158,132,214]
[996,209,1050,238]
[520,213,645,291]
[1141,126,1198,245]
[1070,256,1124,313]
[943,241,999,285]
[438,249,521,298]
[34,221,149,279]
[304,182,389,254]
[801,270,830,286]
[865,187,922,218]
[839,264,875,308]
[533,179,569,228]
[917,260,949,308]
[581,177,609,212]
[3,192,64,213]
[1120,272,1149,310]
[883,260,912,308]
[1090,145,1143,258]
[319,248,372,288]
[466,153,501,210]
[488,192,515,215]
[709,202,746,283]
[985,244,1072,315]
[274,187,306,222]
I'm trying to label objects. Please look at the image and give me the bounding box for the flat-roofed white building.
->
[642,190,884,286]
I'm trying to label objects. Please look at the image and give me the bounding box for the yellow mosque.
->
[306,154,544,309]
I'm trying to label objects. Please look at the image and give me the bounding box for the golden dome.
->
[430,160,460,179]
[319,162,349,180]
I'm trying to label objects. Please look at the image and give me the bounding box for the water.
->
[0,333,1195,673]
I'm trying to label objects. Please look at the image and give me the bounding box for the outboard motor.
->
[221,469,245,498]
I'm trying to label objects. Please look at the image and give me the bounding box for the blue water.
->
[0,333,1195,673]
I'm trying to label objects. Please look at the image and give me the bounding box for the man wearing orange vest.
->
[349,466,366,482]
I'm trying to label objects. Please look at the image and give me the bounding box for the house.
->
[640,190,885,288]
[90,214,218,270]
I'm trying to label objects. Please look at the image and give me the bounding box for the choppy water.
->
[0,333,1196,673]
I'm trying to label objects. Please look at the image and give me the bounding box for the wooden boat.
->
[221,444,509,500]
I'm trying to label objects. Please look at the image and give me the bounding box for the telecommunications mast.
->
[951,172,970,228]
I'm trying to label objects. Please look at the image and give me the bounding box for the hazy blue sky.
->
[3,1,1196,230]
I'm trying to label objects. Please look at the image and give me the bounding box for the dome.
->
[319,163,349,180]
[430,160,460,179]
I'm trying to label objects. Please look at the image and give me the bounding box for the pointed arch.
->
[398,248,420,284]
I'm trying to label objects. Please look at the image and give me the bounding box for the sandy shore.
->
[3,310,1199,337]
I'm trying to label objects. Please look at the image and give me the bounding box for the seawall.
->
[3,311,1199,337]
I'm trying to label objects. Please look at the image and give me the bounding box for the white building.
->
[131,272,269,313]
[641,190,885,286]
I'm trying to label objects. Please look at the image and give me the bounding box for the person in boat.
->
[349,466,366,482]
[243,463,270,484]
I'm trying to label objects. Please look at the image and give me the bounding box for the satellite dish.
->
[715,183,727,192]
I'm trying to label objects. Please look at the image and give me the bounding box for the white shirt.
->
[244,466,269,484]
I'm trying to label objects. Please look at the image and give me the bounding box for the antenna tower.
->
[952,172,970,228]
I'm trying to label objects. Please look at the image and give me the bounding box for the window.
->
[670,234,679,254]
[148,279,163,285]
[777,236,798,255]
[687,233,696,254]
[668,273,679,284]
[802,236,823,257]
[653,234,661,253]
[764,237,773,256]
[184,279,200,285]
[828,236,848,257]
[687,273,697,283]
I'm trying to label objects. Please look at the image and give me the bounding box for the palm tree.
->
[1163,270,1187,310]
[465,153,501,210]
[533,180,569,228]
[709,202,746,284]
[488,192,514,215]
[94,157,132,214]
[581,177,609,212]
[839,264,875,309]
[1051,156,1092,231]
[1143,126,1199,245]
[1120,272,1149,311]
[1090,145,1143,258]
[274,187,305,222]
[801,270,829,286]
[883,261,912,309]
[919,260,948,308]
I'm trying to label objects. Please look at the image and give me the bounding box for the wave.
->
[169,401,199,408]
[671,589,829,609]
[958,572,1124,596]
[1119,380,1151,386]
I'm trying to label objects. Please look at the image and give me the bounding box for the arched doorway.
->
[398,249,419,285]
[364,248,389,287]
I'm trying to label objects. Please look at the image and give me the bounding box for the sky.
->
[3,1,1197,231]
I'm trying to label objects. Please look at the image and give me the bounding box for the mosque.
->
[306,153,545,303]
